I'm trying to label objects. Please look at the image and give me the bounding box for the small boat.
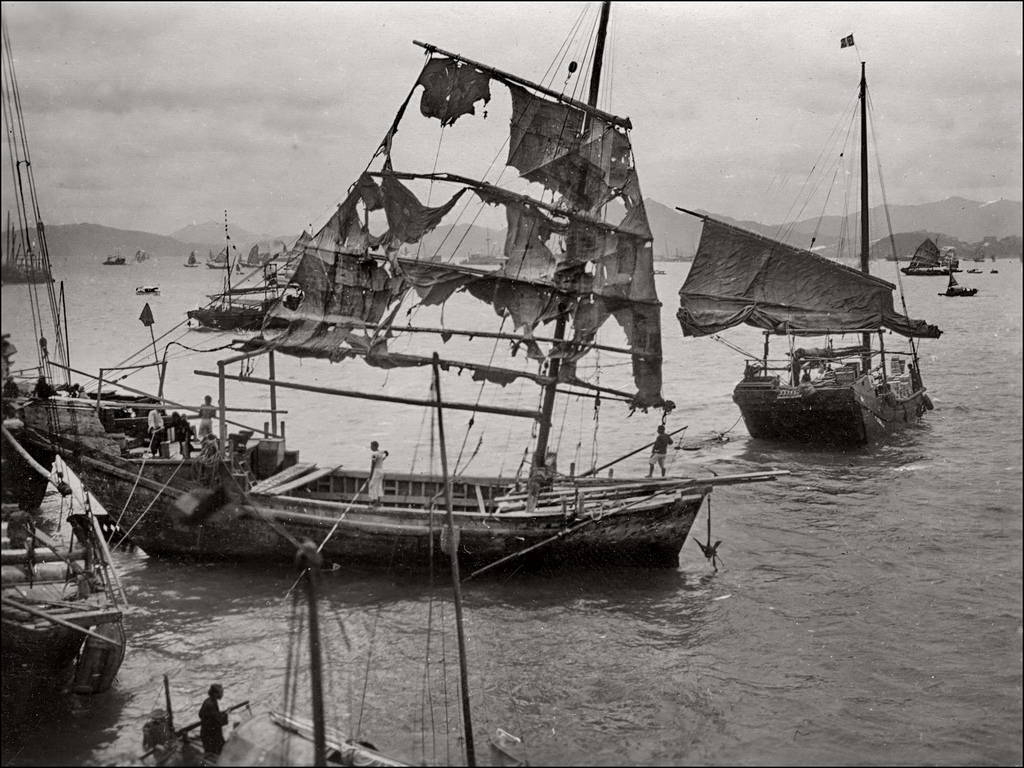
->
[939,273,977,297]
[135,249,150,263]
[990,269,999,274]
[900,237,960,276]
[183,251,200,268]
[967,269,982,274]
[103,252,127,266]
[136,285,160,295]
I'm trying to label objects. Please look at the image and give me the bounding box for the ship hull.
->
[733,373,930,446]
[19,401,707,572]
[187,307,288,332]
[900,266,958,276]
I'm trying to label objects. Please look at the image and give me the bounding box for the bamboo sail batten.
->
[195,370,542,421]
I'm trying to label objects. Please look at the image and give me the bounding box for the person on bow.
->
[647,425,673,478]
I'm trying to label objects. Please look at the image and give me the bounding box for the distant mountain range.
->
[4,197,1020,267]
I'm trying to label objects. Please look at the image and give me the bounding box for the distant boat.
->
[135,285,160,295]
[134,249,149,263]
[186,278,293,332]
[1,214,52,285]
[103,252,127,266]
[183,250,199,267]
[966,268,982,274]
[901,238,959,276]
[939,272,977,297]
[243,244,270,268]
[206,247,229,269]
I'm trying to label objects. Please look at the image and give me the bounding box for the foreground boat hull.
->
[733,373,930,446]
[57,450,705,571]
[18,401,707,572]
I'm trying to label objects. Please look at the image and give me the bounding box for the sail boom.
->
[412,40,632,130]
[194,370,542,420]
[389,324,643,358]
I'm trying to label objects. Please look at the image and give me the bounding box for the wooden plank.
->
[262,466,338,496]
[248,462,317,494]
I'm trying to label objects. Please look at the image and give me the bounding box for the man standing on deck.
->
[199,683,229,755]
[147,407,165,457]
[197,395,217,440]
[368,441,388,505]
[647,425,673,478]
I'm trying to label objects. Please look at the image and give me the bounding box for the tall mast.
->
[859,62,872,370]
[532,0,612,479]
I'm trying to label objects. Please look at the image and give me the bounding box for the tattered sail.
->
[908,238,941,270]
[247,46,667,409]
[678,218,941,339]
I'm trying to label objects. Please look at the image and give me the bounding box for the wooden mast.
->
[432,353,476,767]
[532,0,612,481]
[859,61,872,375]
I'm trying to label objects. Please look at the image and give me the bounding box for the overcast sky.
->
[2,1,1021,237]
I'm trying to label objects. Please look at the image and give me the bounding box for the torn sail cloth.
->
[416,57,492,127]
[381,172,468,245]
[505,83,635,212]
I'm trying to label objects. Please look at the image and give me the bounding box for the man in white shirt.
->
[147,407,165,457]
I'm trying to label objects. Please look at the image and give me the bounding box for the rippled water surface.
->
[2,258,1021,766]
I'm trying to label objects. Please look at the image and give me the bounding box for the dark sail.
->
[678,218,941,339]
[908,238,941,269]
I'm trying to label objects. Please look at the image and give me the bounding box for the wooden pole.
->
[432,353,476,766]
[269,350,278,436]
[164,674,175,733]
[580,425,687,478]
[299,548,327,767]
[195,369,541,421]
[218,360,227,460]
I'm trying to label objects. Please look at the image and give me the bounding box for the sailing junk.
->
[901,237,960,276]
[15,21,784,571]
[677,63,942,446]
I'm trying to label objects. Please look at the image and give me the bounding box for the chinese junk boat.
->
[184,250,199,267]
[15,2,783,573]
[901,237,959,276]
[939,272,977,297]
[2,14,128,736]
[677,62,942,446]
[186,277,289,332]
[103,252,127,266]
[206,247,229,269]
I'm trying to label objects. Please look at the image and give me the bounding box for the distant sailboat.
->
[134,249,149,263]
[184,250,199,267]
[901,238,959,276]
[206,247,229,269]
[939,272,977,297]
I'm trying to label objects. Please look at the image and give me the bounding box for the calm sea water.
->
[1,256,1021,766]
